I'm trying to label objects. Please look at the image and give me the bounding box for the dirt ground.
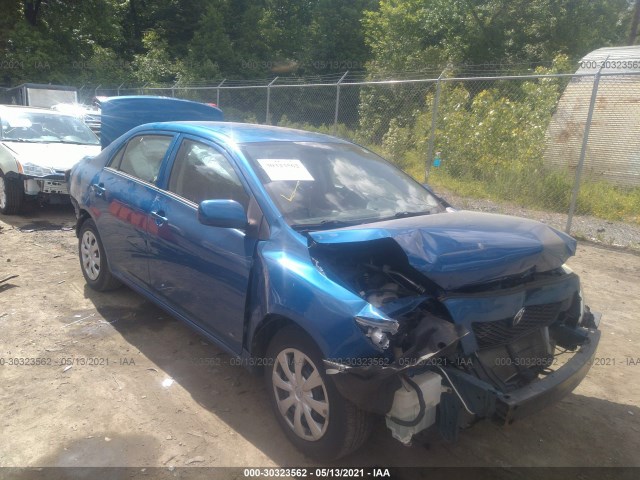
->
[1,204,639,470]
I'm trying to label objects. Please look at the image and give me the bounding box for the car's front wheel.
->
[265,326,374,460]
[78,219,121,291]
[0,171,24,215]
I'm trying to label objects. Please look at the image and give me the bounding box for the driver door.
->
[146,137,255,352]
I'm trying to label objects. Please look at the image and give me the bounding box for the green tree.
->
[301,0,376,74]
[132,30,179,84]
[258,0,314,66]
[363,0,632,75]
[180,1,234,82]
[1,0,125,85]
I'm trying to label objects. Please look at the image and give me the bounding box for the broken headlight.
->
[355,305,399,350]
[21,162,57,177]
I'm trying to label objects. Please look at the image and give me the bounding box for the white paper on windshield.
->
[257,159,314,181]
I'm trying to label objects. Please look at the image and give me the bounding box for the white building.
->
[544,46,640,187]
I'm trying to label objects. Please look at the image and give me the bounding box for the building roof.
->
[577,46,640,74]
[544,46,640,187]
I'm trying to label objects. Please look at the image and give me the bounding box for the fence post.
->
[171,81,179,98]
[424,70,445,182]
[216,79,226,106]
[266,77,279,125]
[117,82,125,96]
[333,71,349,135]
[565,60,607,234]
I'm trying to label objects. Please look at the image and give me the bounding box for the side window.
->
[168,139,248,207]
[115,135,173,184]
[107,144,126,169]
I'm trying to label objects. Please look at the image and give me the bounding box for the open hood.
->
[308,211,576,290]
[98,96,223,149]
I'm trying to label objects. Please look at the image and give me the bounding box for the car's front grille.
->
[472,302,563,349]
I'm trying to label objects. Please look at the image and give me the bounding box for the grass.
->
[577,180,640,224]
[427,167,640,224]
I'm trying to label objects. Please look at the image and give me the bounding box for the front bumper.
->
[19,173,70,197]
[326,324,601,442]
[494,328,601,424]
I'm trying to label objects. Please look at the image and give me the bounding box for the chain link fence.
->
[81,71,640,248]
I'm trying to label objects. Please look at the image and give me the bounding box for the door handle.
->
[91,183,106,197]
[151,210,168,225]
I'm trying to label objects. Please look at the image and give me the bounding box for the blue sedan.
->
[69,114,601,460]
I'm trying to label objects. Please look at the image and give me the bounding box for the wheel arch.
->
[0,150,22,176]
[249,314,304,365]
[74,206,93,238]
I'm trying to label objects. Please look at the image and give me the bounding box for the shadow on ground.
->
[61,284,640,468]
[0,203,76,231]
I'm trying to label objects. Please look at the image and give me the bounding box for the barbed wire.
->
[66,59,585,91]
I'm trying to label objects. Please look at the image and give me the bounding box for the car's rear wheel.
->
[78,219,121,291]
[0,170,24,215]
[265,326,374,460]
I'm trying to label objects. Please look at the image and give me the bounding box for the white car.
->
[51,103,101,136]
[0,105,101,214]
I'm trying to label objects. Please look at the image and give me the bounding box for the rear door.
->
[146,136,256,352]
[91,133,176,286]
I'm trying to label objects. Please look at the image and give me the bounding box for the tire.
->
[265,326,374,460]
[0,171,24,215]
[78,219,121,291]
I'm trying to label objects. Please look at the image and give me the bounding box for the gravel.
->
[436,188,640,251]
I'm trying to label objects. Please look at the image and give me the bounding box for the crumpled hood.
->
[308,211,576,290]
[2,141,100,171]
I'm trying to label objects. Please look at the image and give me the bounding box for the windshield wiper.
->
[59,139,98,145]
[291,219,355,231]
[368,210,433,224]
[392,210,432,219]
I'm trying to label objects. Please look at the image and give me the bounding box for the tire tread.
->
[0,173,24,215]
[339,400,375,458]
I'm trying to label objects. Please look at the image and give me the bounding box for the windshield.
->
[241,141,444,230]
[0,110,99,145]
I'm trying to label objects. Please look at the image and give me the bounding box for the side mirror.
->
[198,199,247,229]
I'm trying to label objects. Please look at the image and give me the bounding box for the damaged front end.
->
[309,215,601,445]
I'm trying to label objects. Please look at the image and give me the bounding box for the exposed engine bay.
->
[310,237,601,444]
[312,238,460,359]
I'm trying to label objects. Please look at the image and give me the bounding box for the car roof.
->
[141,121,350,144]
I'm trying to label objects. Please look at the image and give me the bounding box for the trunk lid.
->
[98,96,223,149]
